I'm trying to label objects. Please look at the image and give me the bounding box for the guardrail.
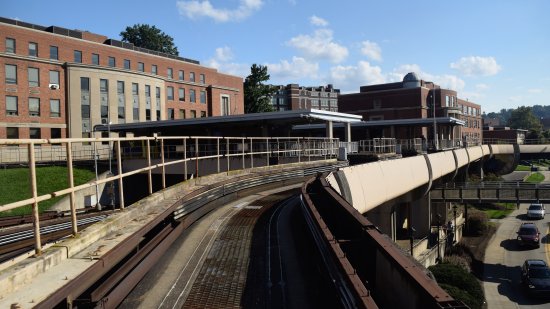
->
[431,181,550,203]
[0,135,341,255]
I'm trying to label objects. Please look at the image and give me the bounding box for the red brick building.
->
[338,72,482,142]
[0,17,244,140]
[270,84,339,112]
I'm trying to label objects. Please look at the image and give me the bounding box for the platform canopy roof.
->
[94,109,362,137]
[293,117,465,131]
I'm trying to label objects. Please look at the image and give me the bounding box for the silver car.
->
[527,204,545,219]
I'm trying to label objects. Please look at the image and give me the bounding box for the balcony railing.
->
[0,135,340,255]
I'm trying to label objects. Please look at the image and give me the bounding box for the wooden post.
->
[66,141,77,235]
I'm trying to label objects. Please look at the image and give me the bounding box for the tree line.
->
[484,105,550,140]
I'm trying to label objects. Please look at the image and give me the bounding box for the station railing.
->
[0,135,340,255]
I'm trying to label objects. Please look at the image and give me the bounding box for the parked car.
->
[521,259,550,297]
[516,223,541,248]
[527,203,545,219]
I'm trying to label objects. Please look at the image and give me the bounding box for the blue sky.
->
[4,0,550,113]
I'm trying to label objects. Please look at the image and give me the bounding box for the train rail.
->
[0,212,110,263]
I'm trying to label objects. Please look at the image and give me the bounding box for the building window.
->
[179,70,184,80]
[168,108,174,120]
[50,99,60,117]
[6,127,19,139]
[100,79,109,122]
[190,72,195,82]
[200,90,206,104]
[179,88,185,101]
[373,99,381,109]
[190,110,196,118]
[167,86,174,100]
[5,64,17,84]
[167,68,173,79]
[200,111,206,118]
[132,83,139,121]
[200,74,205,84]
[29,128,41,139]
[145,85,151,121]
[221,95,230,116]
[49,45,58,60]
[92,53,99,65]
[156,87,161,120]
[6,96,18,116]
[152,65,157,75]
[28,67,39,87]
[29,97,40,116]
[190,89,196,103]
[28,42,38,57]
[51,128,61,139]
[179,109,185,119]
[138,62,144,72]
[49,70,60,85]
[117,81,125,123]
[124,59,131,70]
[108,56,116,67]
[6,38,15,53]
[81,77,91,134]
[74,50,82,63]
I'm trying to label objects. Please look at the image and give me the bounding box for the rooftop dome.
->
[403,72,420,82]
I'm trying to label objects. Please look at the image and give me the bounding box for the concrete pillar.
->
[326,120,333,139]
[390,125,395,138]
[345,122,351,142]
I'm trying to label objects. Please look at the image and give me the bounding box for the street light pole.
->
[436,214,442,262]
[453,205,458,243]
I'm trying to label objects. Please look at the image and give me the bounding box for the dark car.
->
[516,223,541,248]
[521,259,550,297]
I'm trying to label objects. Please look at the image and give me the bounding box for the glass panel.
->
[190,89,195,102]
[6,96,18,115]
[179,88,185,101]
[124,59,130,69]
[50,46,58,60]
[74,50,82,63]
[92,54,99,65]
[108,57,116,67]
[50,99,60,117]
[29,128,41,139]
[28,42,37,57]
[6,38,15,53]
[5,64,17,84]
[28,68,39,87]
[49,71,59,84]
[29,97,40,116]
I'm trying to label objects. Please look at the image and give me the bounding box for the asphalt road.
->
[484,171,550,308]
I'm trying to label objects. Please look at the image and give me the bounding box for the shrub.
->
[467,210,488,235]
[439,283,484,309]
[442,255,471,273]
[428,264,484,304]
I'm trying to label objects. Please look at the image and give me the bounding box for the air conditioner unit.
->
[49,83,60,90]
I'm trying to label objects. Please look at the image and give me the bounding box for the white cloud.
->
[176,0,263,22]
[475,83,489,91]
[508,95,523,102]
[310,15,328,27]
[450,56,502,76]
[215,46,234,62]
[528,88,543,94]
[287,29,348,63]
[329,61,385,92]
[266,57,319,81]
[204,46,248,77]
[360,40,382,62]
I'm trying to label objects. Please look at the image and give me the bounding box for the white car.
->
[527,203,545,219]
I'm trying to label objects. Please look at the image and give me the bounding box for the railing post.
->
[298,138,301,163]
[250,138,254,168]
[195,138,199,178]
[161,138,166,188]
[29,143,42,255]
[266,138,270,167]
[147,139,153,195]
[242,138,245,169]
[184,138,187,181]
[277,138,280,161]
[116,140,124,209]
[226,138,230,172]
[66,141,77,235]
[217,138,220,173]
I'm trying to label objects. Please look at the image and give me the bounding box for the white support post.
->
[147,139,152,195]
[116,140,124,209]
[29,143,42,255]
[66,141,77,235]
[161,138,166,188]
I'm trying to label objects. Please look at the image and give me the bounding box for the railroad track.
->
[0,212,110,263]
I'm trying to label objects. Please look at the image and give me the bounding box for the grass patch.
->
[0,166,95,216]
[525,172,545,183]
[515,165,530,171]
[471,203,515,219]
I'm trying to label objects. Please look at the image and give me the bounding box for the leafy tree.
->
[507,106,542,132]
[244,64,275,113]
[120,24,179,56]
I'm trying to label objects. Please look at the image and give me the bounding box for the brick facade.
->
[0,18,243,139]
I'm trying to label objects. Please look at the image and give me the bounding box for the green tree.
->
[243,64,275,113]
[507,106,542,132]
[120,24,179,56]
